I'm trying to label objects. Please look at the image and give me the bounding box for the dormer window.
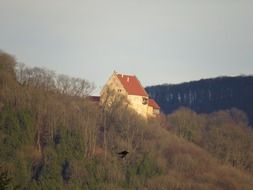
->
[142,97,148,105]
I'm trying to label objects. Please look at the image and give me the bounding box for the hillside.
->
[146,76,253,125]
[1,51,253,190]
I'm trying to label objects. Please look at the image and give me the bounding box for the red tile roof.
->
[116,74,149,97]
[148,99,160,109]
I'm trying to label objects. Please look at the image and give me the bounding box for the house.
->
[100,71,160,118]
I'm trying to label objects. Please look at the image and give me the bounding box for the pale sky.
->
[0,0,252,94]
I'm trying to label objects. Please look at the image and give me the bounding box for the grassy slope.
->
[1,53,253,190]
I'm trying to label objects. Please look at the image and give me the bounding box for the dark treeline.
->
[146,76,253,126]
[1,51,253,189]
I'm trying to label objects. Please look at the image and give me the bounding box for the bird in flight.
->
[118,150,129,159]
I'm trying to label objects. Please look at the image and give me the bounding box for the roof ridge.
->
[117,73,135,77]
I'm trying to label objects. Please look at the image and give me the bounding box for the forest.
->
[146,75,253,126]
[1,51,253,190]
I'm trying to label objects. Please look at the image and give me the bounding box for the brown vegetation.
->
[1,51,253,189]
[168,107,253,175]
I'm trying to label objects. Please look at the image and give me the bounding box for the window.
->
[118,89,122,93]
[142,97,148,105]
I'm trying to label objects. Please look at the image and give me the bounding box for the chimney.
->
[121,74,123,78]
[127,77,129,82]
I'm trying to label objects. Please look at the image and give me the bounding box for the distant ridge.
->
[146,75,253,126]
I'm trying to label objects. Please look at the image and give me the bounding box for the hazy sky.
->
[0,0,252,93]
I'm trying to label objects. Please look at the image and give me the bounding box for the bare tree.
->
[15,63,94,97]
